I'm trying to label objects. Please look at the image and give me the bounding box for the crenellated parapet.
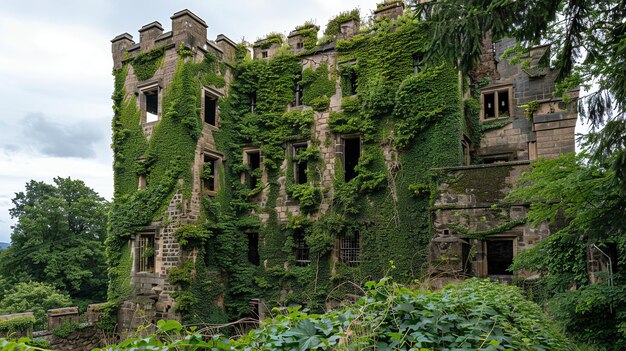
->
[253,34,283,60]
[374,1,405,21]
[110,9,237,70]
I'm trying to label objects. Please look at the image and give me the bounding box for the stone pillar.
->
[139,21,164,51]
[171,9,208,49]
[373,1,405,21]
[111,33,134,70]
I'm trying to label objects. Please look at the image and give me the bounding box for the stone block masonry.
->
[108,4,578,330]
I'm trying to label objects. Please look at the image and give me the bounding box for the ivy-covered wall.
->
[108,8,465,328]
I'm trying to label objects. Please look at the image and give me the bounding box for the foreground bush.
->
[1,279,580,350]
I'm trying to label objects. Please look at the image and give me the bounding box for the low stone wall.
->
[46,326,106,351]
[1,303,107,350]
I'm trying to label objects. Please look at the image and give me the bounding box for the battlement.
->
[111,9,237,69]
[374,1,405,21]
[252,34,283,60]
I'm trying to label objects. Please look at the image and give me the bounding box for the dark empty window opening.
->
[204,93,217,126]
[462,138,471,166]
[483,92,496,118]
[349,70,358,95]
[296,42,304,50]
[482,153,512,164]
[294,83,303,106]
[294,233,310,266]
[145,90,158,123]
[262,51,268,58]
[293,145,308,185]
[340,232,360,266]
[250,92,257,112]
[486,240,513,275]
[343,137,360,182]
[498,91,510,117]
[247,232,260,266]
[203,155,218,193]
[247,151,261,190]
[136,233,155,273]
[412,53,424,74]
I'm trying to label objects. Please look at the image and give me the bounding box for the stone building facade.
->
[429,37,578,280]
[110,2,576,328]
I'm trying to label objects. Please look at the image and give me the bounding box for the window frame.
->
[338,135,361,182]
[412,53,424,74]
[243,148,262,190]
[339,62,358,97]
[294,233,311,266]
[291,142,309,185]
[480,86,512,120]
[135,231,156,274]
[339,232,361,266]
[138,82,161,124]
[201,151,223,196]
[202,87,223,128]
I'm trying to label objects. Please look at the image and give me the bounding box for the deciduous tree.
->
[0,177,108,304]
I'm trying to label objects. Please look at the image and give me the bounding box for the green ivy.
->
[256,33,283,50]
[300,63,336,111]
[107,50,226,315]
[130,47,165,81]
[447,219,527,239]
[0,315,35,333]
[293,22,319,50]
[324,9,360,36]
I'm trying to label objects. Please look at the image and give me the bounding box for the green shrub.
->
[51,319,80,338]
[0,315,36,334]
[0,282,71,331]
[88,279,579,351]
[548,284,626,351]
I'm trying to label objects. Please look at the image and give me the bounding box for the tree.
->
[414,0,626,187]
[0,282,71,330]
[505,153,626,349]
[0,177,109,304]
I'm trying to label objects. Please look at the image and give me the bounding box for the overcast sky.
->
[0,0,384,243]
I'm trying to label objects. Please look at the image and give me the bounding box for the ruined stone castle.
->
[109,3,577,329]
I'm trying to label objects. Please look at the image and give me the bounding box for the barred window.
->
[137,234,155,273]
[294,234,310,266]
[340,232,360,266]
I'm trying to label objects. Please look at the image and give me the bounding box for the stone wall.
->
[475,38,576,162]
[45,326,106,351]
[1,305,108,351]
[112,9,237,331]
[430,162,550,279]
